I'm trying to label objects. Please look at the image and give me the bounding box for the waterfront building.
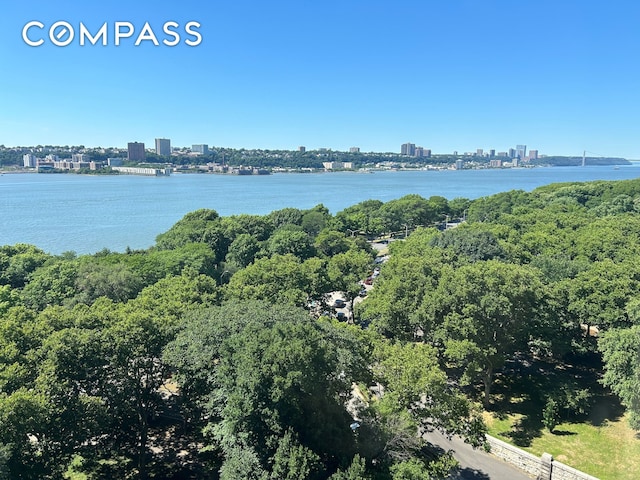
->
[516,144,527,159]
[127,142,146,161]
[490,159,503,168]
[107,158,124,166]
[155,138,171,156]
[455,159,464,170]
[322,161,353,170]
[23,154,37,168]
[401,143,416,156]
[192,144,209,155]
[45,154,59,162]
[112,166,171,176]
[72,153,89,162]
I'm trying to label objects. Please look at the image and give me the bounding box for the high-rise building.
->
[192,144,209,155]
[128,142,146,161]
[23,154,37,168]
[415,147,424,157]
[455,159,464,170]
[72,153,89,162]
[508,148,516,158]
[529,149,539,160]
[424,149,431,158]
[401,143,416,156]
[349,147,360,153]
[516,144,527,159]
[155,138,171,156]
[298,146,306,153]
[476,149,483,156]
[489,149,496,157]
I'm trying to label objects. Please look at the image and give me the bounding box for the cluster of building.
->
[127,139,210,160]
[401,143,432,158]
[401,143,539,161]
[23,153,106,171]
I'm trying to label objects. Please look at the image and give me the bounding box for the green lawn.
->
[484,411,640,480]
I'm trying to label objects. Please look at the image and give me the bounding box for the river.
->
[1,165,638,254]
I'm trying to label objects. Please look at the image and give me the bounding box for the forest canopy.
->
[1,179,640,479]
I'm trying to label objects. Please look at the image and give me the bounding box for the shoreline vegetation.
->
[1,178,639,479]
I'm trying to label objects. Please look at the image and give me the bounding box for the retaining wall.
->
[485,435,599,480]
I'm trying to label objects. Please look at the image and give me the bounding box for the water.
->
[1,165,639,254]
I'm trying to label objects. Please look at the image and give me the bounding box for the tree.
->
[164,302,369,477]
[566,259,640,336]
[379,195,437,233]
[314,229,352,258]
[73,261,144,304]
[329,455,369,480]
[0,244,50,289]
[599,325,640,429]
[20,260,79,310]
[429,227,505,262]
[424,261,546,406]
[155,208,220,250]
[542,398,561,433]
[225,254,319,307]
[267,228,315,259]
[225,233,261,268]
[372,340,486,447]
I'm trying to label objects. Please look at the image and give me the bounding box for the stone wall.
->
[551,460,600,480]
[486,435,543,478]
[485,435,600,480]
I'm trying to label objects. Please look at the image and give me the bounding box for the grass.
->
[480,354,640,480]
[484,412,640,480]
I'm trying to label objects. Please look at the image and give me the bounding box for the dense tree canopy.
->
[2,178,640,478]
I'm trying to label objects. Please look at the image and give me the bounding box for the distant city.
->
[2,139,629,177]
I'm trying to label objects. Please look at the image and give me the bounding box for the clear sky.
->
[1,1,639,158]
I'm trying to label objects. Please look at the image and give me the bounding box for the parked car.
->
[332,298,346,308]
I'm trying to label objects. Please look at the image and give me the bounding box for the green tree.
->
[424,261,546,406]
[226,254,319,306]
[599,325,640,429]
[164,302,369,477]
[225,233,261,268]
[20,260,78,310]
[314,229,352,258]
[542,398,561,433]
[267,228,315,259]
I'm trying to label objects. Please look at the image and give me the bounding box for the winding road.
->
[423,429,533,480]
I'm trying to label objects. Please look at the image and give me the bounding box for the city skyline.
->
[1,1,640,158]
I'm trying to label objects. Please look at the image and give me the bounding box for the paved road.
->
[423,430,533,480]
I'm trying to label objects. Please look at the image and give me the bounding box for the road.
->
[423,430,533,480]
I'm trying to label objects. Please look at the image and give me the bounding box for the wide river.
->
[1,165,639,254]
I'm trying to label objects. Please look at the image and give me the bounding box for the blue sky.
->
[1,1,639,158]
